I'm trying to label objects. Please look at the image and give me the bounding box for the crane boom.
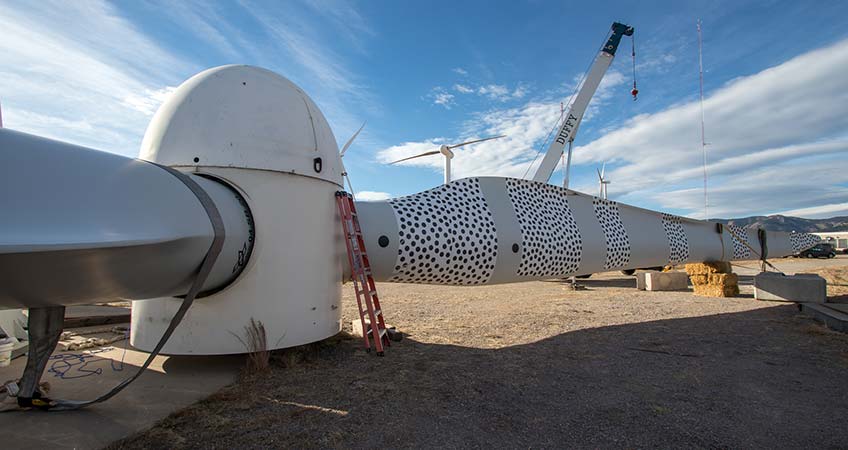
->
[531,22,634,184]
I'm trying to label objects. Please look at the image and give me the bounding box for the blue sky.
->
[2,0,847,219]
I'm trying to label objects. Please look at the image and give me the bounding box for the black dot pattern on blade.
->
[505,179,582,278]
[789,232,819,252]
[661,213,689,265]
[728,224,751,260]
[387,178,497,285]
[592,198,631,270]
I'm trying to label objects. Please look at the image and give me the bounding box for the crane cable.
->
[631,34,639,100]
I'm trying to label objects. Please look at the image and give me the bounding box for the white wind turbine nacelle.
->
[0,65,348,355]
[389,135,506,184]
[597,162,610,199]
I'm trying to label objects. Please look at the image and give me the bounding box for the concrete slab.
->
[65,305,131,318]
[0,342,241,449]
[64,305,132,328]
[825,303,848,314]
[799,303,848,333]
[644,272,689,291]
[754,272,826,303]
[635,271,660,290]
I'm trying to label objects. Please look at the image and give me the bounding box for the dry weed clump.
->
[233,318,270,376]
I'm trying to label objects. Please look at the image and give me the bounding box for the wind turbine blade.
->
[601,162,606,178]
[597,168,602,181]
[389,150,442,164]
[448,134,507,149]
[339,121,366,157]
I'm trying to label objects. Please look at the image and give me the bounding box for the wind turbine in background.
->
[597,162,610,199]
[339,122,366,195]
[389,135,506,184]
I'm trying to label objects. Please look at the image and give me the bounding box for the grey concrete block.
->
[754,272,826,303]
[636,270,659,290]
[645,272,690,291]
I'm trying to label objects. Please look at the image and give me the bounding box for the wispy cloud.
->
[236,0,380,139]
[570,37,848,217]
[123,86,178,116]
[377,100,560,177]
[451,82,531,102]
[379,38,848,219]
[452,67,468,76]
[427,87,456,109]
[0,0,380,159]
[477,84,510,101]
[0,1,192,155]
[511,84,529,100]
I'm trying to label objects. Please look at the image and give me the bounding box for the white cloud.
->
[570,37,848,217]
[0,1,192,154]
[123,86,178,116]
[451,82,532,103]
[0,0,379,158]
[778,202,848,219]
[477,84,510,101]
[377,101,561,178]
[379,38,848,220]
[356,191,392,201]
[511,84,529,99]
[453,67,468,76]
[378,139,446,167]
[428,88,455,109]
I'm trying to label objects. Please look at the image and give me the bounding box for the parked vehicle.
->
[795,243,836,258]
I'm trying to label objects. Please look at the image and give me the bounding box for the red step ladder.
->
[335,191,390,355]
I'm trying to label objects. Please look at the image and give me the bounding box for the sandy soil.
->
[111,257,848,449]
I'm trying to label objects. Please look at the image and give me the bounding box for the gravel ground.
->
[111,257,848,449]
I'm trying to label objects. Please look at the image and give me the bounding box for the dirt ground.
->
[111,257,848,449]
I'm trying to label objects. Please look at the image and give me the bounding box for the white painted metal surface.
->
[0,129,252,309]
[140,65,343,187]
[355,177,820,285]
[132,65,345,355]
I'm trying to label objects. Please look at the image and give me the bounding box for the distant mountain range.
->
[713,215,848,233]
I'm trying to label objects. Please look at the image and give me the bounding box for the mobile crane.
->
[530,22,635,185]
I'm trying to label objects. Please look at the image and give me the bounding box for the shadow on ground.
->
[110,306,848,449]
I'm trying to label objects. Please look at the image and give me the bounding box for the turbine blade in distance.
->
[449,134,507,149]
[389,150,442,164]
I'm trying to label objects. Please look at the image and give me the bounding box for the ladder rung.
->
[358,289,377,297]
[361,308,381,316]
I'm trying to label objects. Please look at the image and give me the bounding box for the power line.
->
[698,19,709,219]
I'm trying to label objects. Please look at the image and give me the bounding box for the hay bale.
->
[708,273,739,286]
[689,274,710,286]
[693,284,739,297]
[685,261,732,275]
